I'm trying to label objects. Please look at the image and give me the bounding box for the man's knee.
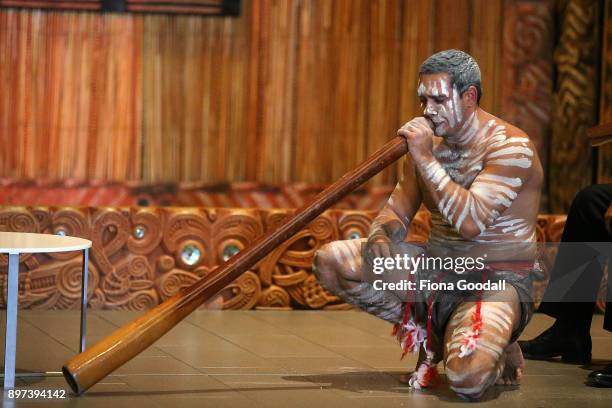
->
[444,301,516,399]
[446,359,497,400]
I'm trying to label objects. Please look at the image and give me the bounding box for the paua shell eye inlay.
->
[180,244,201,266]
[133,225,146,240]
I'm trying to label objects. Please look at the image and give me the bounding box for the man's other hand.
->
[365,235,392,266]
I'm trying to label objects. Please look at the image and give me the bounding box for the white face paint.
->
[417,83,426,96]
[417,73,466,137]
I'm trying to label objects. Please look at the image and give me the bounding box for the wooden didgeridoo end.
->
[62,136,408,395]
[62,294,191,394]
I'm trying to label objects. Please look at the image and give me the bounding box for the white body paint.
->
[420,113,537,243]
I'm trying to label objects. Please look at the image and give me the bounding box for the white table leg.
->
[79,248,88,353]
[4,253,19,389]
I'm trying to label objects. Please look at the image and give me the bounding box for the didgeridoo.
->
[62,136,408,394]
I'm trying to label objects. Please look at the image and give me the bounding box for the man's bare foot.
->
[495,341,524,386]
[399,353,425,384]
[398,344,443,385]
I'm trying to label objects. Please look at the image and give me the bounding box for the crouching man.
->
[313,49,543,400]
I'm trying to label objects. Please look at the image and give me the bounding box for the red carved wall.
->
[0,180,393,210]
[0,206,569,311]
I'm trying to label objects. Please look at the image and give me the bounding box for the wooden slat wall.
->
[0,11,143,180]
[0,1,548,188]
[141,14,250,182]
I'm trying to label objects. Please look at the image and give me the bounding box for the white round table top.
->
[0,232,91,254]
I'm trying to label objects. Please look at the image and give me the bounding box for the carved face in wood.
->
[417,73,471,138]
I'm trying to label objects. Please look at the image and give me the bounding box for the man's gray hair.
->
[419,49,482,103]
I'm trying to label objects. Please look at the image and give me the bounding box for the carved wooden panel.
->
[500,0,554,209]
[597,0,612,184]
[550,0,602,212]
[0,205,570,311]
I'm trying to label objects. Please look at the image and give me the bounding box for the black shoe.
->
[587,364,612,387]
[518,323,592,364]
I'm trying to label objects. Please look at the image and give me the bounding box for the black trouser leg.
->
[538,184,612,332]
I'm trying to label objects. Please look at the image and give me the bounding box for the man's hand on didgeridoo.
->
[397,117,434,162]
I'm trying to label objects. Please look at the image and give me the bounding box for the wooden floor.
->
[1,310,612,407]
